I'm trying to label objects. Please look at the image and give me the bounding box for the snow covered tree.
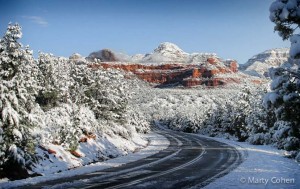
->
[245,87,276,145]
[264,0,300,153]
[0,22,151,179]
[270,0,300,40]
[36,55,134,151]
[36,52,71,110]
[69,65,129,125]
[0,23,39,179]
[200,86,272,142]
[200,87,251,141]
[268,0,300,127]
[264,67,300,126]
[229,86,253,141]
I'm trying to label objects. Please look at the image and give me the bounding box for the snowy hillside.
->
[241,48,289,77]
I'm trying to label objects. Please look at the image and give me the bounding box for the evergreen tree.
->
[264,0,300,153]
[69,65,129,125]
[270,0,300,40]
[267,0,300,129]
[0,23,38,179]
[36,52,71,110]
[0,22,150,179]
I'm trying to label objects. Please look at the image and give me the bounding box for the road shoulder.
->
[200,135,300,189]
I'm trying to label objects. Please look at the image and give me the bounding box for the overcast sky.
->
[0,0,289,64]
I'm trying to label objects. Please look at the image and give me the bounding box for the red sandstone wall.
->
[89,60,239,87]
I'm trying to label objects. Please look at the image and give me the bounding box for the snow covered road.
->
[11,129,242,189]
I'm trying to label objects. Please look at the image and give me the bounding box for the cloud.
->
[22,16,48,27]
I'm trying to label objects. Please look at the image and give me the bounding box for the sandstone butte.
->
[88,57,240,87]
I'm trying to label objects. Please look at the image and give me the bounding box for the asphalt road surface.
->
[19,128,243,189]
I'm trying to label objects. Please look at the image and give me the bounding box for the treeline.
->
[0,23,149,179]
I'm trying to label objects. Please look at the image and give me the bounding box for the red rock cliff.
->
[89,58,239,87]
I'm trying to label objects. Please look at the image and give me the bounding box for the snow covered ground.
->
[201,135,300,189]
[0,132,169,189]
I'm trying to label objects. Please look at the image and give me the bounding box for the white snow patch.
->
[290,34,300,59]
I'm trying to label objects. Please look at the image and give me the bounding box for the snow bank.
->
[32,132,148,175]
[202,136,300,189]
[0,132,169,188]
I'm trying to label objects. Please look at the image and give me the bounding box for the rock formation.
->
[130,42,218,64]
[88,42,241,87]
[90,58,239,87]
[69,53,86,64]
[87,49,119,62]
[240,48,289,77]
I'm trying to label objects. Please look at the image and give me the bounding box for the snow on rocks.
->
[88,42,225,65]
[32,132,148,175]
[134,42,219,64]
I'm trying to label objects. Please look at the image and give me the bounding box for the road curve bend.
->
[20,128,244,189]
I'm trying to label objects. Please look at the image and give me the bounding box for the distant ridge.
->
[241,48,289,77]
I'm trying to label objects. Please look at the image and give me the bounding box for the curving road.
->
[20,128,243,189]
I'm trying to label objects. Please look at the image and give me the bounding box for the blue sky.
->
[0,0,289,64]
